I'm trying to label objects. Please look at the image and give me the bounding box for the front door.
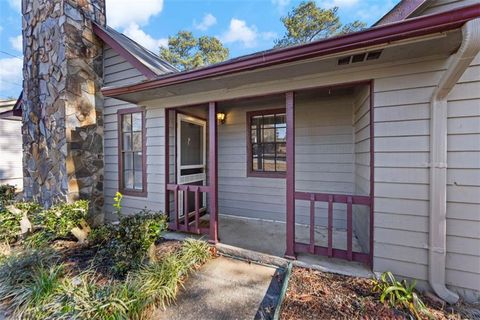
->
[177,113,207,218]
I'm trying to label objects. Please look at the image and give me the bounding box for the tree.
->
[160,31,229,71]
[274,1,366,48]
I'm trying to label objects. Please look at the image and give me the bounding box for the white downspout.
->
[429,18,480,304]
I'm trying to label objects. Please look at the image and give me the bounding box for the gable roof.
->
[0,91,22,120]
[373,0,428,26]
[92,23,179,79]
[102,3,480,101]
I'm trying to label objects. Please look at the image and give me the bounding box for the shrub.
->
[24,200,90,247]
[37,200,89,239]
[0,202,41,244]
[0,184,16,208]
[373,271,431,319]
[92,209,168,277]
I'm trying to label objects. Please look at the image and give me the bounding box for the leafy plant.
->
[24,200,90,247]
[373,271,431,319]
[0,202,41,244]
[0,184,16,209]
[37,200,89,238]
[92,208,168,277]
[113,192,123,218]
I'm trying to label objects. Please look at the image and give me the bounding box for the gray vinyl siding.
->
[102,44,165,219]
[217,94,357,229]
[372,62,444,284]
[353,86,371,253]
[445,54,480,299]
[372,52,480,301]
[0,119,23,189]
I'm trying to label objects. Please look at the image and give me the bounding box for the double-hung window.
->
[247,108,286,178]
[118,108,146,196]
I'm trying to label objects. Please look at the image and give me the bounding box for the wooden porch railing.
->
[294,191,371,265]
[166,184,211,235]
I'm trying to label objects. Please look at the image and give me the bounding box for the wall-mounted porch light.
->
[217,112,226,124]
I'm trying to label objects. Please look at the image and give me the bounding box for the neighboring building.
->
[19,0,480,303]
[0,96,23,190]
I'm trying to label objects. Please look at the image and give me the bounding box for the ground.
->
[156,256,284,320]
[280,268,478,320]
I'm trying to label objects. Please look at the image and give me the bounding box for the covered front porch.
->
[164,81,373,266]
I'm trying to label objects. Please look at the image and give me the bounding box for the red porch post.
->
[285,91,296,259]
[208,102,219,243]
[165,108,170,222]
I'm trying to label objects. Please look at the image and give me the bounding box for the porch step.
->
[163,231,374,279]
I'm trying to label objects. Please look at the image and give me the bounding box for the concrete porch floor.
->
[218,214,364,256]
[166,214,373,278]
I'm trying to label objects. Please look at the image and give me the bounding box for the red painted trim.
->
[208,102,219,244]
[327,195,333,257]
[0,110,20,120]
[285,92,296,259]
[246,108,287,179]
[173,109,178,184]
[347,196,353,261]
[373,0,427,26]
[165,108,170,218]
[295,243,370,265]
[117,107,147,197]
[369,80,375,268]
[102,4,480,97]
[294,191,371,205]
[92,23,157,79]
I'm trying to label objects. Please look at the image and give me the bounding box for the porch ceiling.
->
[111,29,461,106]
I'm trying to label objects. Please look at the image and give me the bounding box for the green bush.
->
[1,200,89,247]
[0,202,41,244]
[0,184,16,208]
[23,200,90,247]
[92,209,168,277]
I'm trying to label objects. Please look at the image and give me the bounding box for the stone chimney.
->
[22,0,105,222]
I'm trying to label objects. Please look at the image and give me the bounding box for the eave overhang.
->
[101,3,480,100]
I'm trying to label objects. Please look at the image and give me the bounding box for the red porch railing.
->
[166,184,211,235]
[294,191,371,265]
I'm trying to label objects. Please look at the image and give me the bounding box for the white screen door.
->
[177,114,207,217]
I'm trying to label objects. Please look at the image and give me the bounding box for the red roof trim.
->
[93,24,157,79]
[102,4,480,98]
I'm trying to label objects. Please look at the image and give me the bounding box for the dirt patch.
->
[280,268,473,320]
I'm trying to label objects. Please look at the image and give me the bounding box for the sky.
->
[0,0,399,99]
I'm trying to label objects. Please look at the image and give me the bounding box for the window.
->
[247,108,286,178]
[118,108,146,196]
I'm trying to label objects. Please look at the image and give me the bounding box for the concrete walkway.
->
[156,256,280,320]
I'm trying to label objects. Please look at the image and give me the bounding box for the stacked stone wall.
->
[22,0,105,220]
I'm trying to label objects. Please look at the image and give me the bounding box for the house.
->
[0,95,23,190]
[19,0,480,303]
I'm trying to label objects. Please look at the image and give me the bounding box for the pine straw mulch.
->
[280,267,478,320]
